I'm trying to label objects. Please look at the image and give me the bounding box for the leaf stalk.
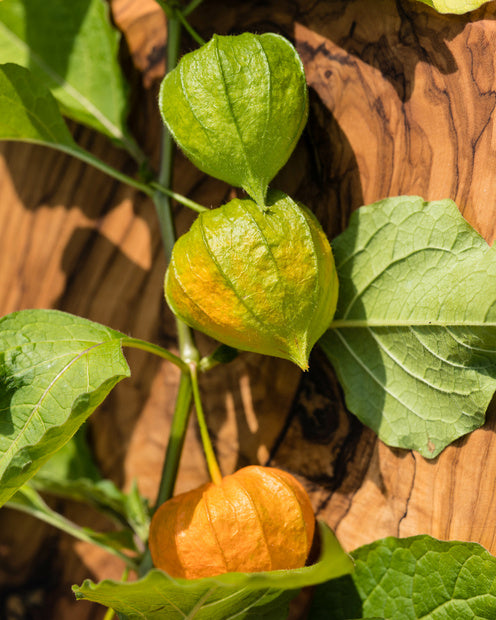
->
[189,362,222,485]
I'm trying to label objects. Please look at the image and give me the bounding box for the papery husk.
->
[165,190,338,370]
[149,466,316,579]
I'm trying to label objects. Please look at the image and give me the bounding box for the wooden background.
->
[1,0,496,617]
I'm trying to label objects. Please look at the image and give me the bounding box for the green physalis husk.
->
[159,33,308,207]
[165,191,338,370]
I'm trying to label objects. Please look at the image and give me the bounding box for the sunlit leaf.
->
[310,535,496,619]
[74,522,353,619]
[322,196,496,457]
[0,309,130,506]
[0,0,138,153]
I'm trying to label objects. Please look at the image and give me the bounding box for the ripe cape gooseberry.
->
[148,466,316,579]
[165,190,339,370]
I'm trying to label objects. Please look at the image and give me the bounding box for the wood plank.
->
[2,0,496,616]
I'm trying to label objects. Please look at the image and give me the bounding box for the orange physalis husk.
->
[148,465,316,579]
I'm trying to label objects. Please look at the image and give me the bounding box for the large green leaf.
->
[310,535,496,619]
[415,0,492,13]
[73,522,353,620]
[0,62,145,183]
[321,196,496,458]
[0,0,137,152]
[159,33,308,207]
[0,309,130,507]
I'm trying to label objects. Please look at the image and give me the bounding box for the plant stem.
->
[103,608,116,620]
[121,336,188,372]
[56,144,155,197]
[7,487,138,571]
[150,181,207,213]
[53,144,205,215]
[154,373,194,508]
[151,9,200,509]
[183,0,205,17]
[175,9,205,45]
[189,363,222,485]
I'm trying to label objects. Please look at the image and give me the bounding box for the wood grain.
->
[2,0,496,617]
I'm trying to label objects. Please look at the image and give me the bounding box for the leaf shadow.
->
[0,360,25,439]
[310,573,363,620]
[54,226,172,488]
[22,0,94,86]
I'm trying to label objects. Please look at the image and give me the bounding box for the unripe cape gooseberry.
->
[165,190,338,369]
[148,466,316,579]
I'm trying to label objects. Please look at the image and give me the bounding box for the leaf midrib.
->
[0,341,105,472]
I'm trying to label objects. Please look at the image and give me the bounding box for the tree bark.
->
[2,0,496,617]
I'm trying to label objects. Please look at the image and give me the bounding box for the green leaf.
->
[31,432,150,542]
[0,309,130,507]
[31,432,130,521]
[0,62,79,148]
[7,485,139,561]
[159,33,308,206]
[0,63,153,194]
[73,522,353,620]
[415,0,492,13]
[321,195,496,458]
[310,535,496,619]
[0,0,137,153]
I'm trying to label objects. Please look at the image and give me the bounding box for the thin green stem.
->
[122,136,148,168]
[103,608,116,620]
[139,3,204,581]
[175,9,205,45]
[183,0,205,17]
[7,487,138,571]
[50,144,205,215]
[138,372,193,576]
[189,363,222,485]
[154,373,194,508]
[55,144,155,197]
[154,0,173,17]
[150,181,207,213]
[121,336,188,372]
[150,10,200,509]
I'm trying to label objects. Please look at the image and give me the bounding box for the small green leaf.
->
[310,535,496,619]
[31,432,150,542]
[0,309,130,507]
[0,62,79,148]
[321,195,496,457]
[32,433,131,523]
[7,485,138,559]
[0,0,137,152]
[73,522,353,620]
[159,33,308,206]
[415,0,492,13]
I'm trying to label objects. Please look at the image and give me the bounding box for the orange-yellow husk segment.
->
[148,465,315,579]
